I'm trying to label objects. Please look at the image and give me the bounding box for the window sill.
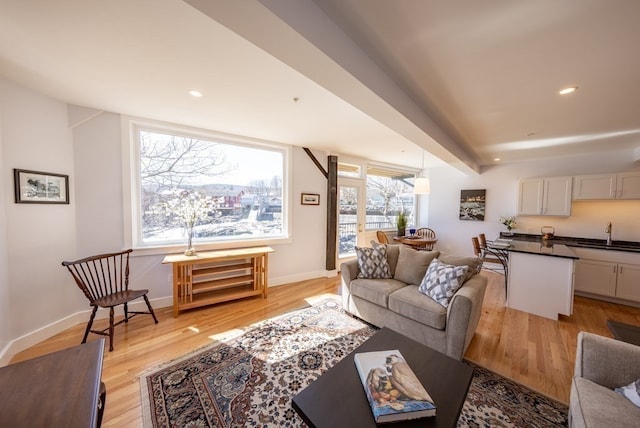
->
[130,236,293,257]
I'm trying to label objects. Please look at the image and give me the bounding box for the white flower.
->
[499,216,517,230]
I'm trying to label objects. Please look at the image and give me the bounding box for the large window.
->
[129,124,288,249]
[365,165,416,230]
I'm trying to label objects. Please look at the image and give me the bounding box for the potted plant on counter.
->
[499,215,517,236]
[397,211,407,237]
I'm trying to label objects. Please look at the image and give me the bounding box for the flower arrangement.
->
[499,216,517,231]
[164,190,213,255]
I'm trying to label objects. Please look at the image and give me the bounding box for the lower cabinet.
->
[575,259,640,302]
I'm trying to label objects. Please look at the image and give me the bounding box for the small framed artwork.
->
[301,193,320,205]
[14,169,70,204]
[459,189,485,221]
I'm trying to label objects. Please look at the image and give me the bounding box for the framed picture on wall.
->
[14,169,70,204]
[459,189,485,221]
[301,193,320,205]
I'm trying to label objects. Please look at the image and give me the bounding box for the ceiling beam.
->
[184,0,480,175]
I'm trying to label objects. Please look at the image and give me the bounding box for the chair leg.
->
[108,307,115,352]
[82,306,98,344]
[124,302,129,323]
[143,295,159,324]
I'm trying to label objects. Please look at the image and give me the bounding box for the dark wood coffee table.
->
[607,319,640,346]
[292,327,473,427]
[0,339,105,427]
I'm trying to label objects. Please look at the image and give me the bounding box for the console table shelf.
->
[162,246,274,317]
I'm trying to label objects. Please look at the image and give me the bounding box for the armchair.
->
[570,331,640,427]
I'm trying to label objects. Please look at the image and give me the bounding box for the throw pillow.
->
[615,378,640,407]
[371,241,400,276]
[356,245,392,279]
[437,253,482,284]
[418,259,469,308]
[393,245,440,285]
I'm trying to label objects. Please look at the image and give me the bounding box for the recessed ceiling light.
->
[494,157,501,162]
[559,86,578,95]
[189,90,203,97]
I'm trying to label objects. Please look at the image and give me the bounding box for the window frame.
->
[364,162,418,231]
[122,117,292,255]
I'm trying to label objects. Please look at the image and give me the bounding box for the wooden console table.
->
[162,246,274,317]
[0,339,105,427]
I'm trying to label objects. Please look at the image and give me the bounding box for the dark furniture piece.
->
[607,319,640,346]
[0,339,106,427]
[62,249,158,351]
[292,327,474,427]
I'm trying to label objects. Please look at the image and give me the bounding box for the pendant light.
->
[414,150,430,194]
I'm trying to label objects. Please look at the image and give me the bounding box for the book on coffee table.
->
[354,349,436,423]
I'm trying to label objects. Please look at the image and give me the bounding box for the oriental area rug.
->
[140,298,568,427]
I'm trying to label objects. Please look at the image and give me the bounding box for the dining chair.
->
[376,230,390,244]
[415,227,437,250]
[62,249,158,351]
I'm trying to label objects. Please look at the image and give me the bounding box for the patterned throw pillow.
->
[615,378,640,407]
[418,259,469,308]
[356,245,392,279]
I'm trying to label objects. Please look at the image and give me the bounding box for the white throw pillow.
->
[418,259,469,308]
[355,245,392,279]
[615,378,640,407]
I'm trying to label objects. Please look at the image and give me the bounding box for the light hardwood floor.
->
[10,271,640,427]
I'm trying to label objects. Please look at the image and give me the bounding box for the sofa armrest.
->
[445,274,487,360]
[575,331,640,389]
[340,259,360,310]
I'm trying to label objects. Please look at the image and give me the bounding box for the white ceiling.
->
[1,0,639,174]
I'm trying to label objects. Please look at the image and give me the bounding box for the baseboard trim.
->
[0,272,333,366]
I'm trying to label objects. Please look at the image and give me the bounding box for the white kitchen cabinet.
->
[518,176,572,216]
[574,259,617,296]
[574,248,640,303]
[573,172,640,200]
[616,263,640,301]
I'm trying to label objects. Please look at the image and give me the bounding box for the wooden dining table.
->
[393,235,438,249]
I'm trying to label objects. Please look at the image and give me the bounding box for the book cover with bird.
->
[354,349,436,423]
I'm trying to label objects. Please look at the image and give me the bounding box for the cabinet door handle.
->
[613,265,617,274]
[619,266,623,274]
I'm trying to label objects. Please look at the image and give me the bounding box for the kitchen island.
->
[491,239,579,320]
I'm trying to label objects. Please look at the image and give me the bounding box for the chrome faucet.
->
[605,222,613,246]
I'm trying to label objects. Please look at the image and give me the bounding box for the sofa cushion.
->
[350,278,406,308]
[571,377,640,427]
[355,245,392,279]
[418,259,469,308]
[437,253,482,283]
[393,246,440,286]
[388,285,447,330]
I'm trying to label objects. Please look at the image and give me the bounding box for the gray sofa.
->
[570,331,640,427]
[341,244,487,360]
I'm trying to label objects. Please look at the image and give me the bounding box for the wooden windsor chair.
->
[415,227,437,250]
[62,249,158,351]
[376,230,390,244]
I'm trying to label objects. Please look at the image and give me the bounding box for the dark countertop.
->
[499,232,640,254]
[490,238,578,259]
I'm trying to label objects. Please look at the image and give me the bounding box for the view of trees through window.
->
[365,171,415,230]
[338,166,416,256]
[136,130,285,246]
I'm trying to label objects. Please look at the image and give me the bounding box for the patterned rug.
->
[140,297,568,427]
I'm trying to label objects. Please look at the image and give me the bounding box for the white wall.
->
[0,95,10,354]
[428,151,640,256]
[0,77,329,361]
[0,79,81,343]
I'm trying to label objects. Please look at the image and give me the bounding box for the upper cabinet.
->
[573,172,640,200]
[518,176,572,216]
